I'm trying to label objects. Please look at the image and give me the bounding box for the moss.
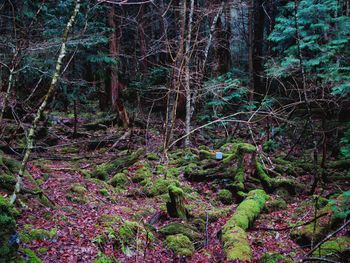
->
[146,152,159,160]
[221,189,269,261]
[165,234,195,257]
[159,223,201,241]
[0,196,19,260]
[218,189,233,205]
[99,188,109,196]
[61,146,79,154]
[37,247,48,253]
[266,198,288,212]
[70,184,87,194]
[132,164,152,183]
[144,178,180,197]
[0,174,16,191]
[166,185,188,220]
[20,228,57,243]
[311,236,350,259]
[221,226,251,261]
[196,207,232,222]
[259,252,292,263]
[92,148,145,180]
[98,215,122,227]
[109,173,128,188]
[117,220,154,249]
[93,253,116,263]
[19,248,43,263]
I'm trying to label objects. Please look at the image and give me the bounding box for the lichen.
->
[218,189,233,204]
[165,234,195,257]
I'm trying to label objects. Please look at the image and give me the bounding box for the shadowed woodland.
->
[0,0,350,262]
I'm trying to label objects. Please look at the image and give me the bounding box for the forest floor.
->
[1,112,349,262]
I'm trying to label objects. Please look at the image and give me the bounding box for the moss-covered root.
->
[166,185,188,220]
[255,161,302,193]
[221,189,269,261]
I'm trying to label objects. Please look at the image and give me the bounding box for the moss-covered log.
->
[221,189,269,261]
[92,148,145,180]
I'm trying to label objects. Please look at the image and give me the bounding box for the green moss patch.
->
[20,226,57,243]
[109,173,128,188]
[159,223,201,241]
[165,234,195,257]
[218,189,233,204]
[0,196,19,260]
[311,236,350,260]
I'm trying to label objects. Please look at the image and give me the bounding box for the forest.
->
[0,0,349,262]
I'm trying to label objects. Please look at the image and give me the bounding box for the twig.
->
[302,257,340,263]
[252,212,328,231]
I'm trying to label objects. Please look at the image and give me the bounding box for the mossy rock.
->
[109,173,128,188]
[165,234,195,257]
[20,226,57,243]
[218,189,233,205]
[132,164,152,183]
[311,236,350,260]
[265,198,288,212]
[0,195,19,260]
[144,177,180,197]
[70,184,87,194]
[259,252,293,263]
[0,174,16,191]
[159,223,201,241]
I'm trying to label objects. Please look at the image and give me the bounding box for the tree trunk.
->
[184,0,195,147]
[10,0,81,204]
[108,5,129,129]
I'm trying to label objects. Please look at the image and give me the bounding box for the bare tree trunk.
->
[184,0,195,147]
[108,5,129,129]
[190,2,224,119]
[10,0,81,204]
[0,68,14,126]
[164,0,187,150]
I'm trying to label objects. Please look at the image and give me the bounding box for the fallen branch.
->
[252,212,328,231]
[304,219,350,258]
